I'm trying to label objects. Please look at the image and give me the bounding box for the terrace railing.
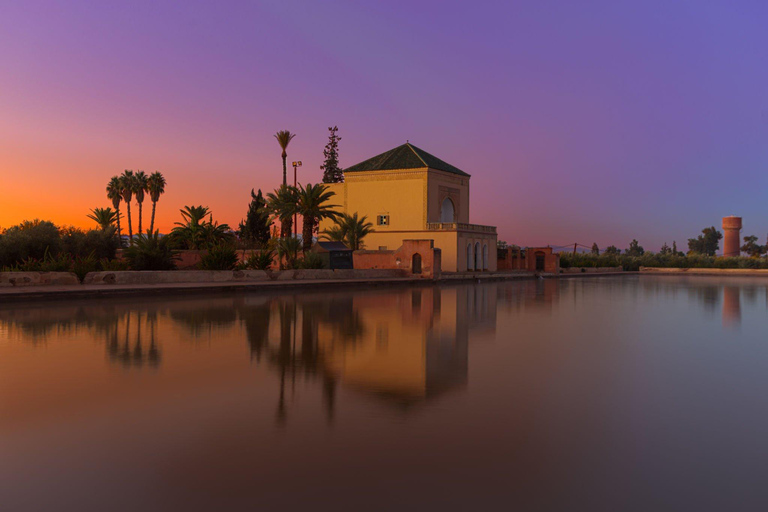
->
[426,222,497,234]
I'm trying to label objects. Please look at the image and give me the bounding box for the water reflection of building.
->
[316,286,493,403]
[722,285,741,328]
[256,286,496,413]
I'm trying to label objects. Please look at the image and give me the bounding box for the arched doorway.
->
[467,243,473,271]
[535,251,545,271]
[483,244,489,270]
[412,253,422,274]
[474,243,481,271]
[440,197,455,223]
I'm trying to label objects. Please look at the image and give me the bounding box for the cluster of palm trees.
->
[268,129,373,254]
[103,170,166,244]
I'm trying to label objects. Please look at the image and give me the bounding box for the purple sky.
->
[1,1,767,249]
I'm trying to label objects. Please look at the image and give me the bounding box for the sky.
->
[1,0,767,250]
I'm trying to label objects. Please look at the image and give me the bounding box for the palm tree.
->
[147,171,166,234]
[321,212,373,250]
[106,176,123,242]
[169,206,232,250]
[274,130,296,186]
[266,185,298,238]
[87,207,119,229]
[119,170,135,244]
[295,183,339,254]
[133,171,149,236]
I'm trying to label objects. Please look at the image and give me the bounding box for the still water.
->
[2,276,768,511]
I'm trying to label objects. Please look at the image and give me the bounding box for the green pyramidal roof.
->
[344,143,470,177]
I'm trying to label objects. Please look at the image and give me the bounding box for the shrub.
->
[199,244,239,270]
[61,226,119,260]
[0,220,61,267]
[123,233,177,270]
[71,254,100,282]
[244,250,275,270]
[100,258,130,271]
[297,251,325,269]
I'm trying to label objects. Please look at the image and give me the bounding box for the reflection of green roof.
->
[344,143,470,177]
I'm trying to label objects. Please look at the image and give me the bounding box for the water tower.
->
[722,216,742,257]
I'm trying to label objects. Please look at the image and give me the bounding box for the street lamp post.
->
[292,161,302,239]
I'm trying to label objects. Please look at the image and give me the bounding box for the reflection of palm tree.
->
[147,310,160,367]
[240,302,272,362]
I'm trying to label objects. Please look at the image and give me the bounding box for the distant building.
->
[722,216,742,257]
[319,143,498,272]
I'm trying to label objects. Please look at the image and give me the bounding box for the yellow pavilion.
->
[319,143,498,272]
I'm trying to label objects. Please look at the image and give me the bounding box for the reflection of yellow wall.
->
[318,289,463,399]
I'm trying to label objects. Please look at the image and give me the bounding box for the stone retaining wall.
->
[561,267,622,274]
[639,267,768,275]
[82,268,409,285]
[0,272,80,287]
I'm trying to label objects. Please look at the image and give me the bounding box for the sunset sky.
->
[2,1,767,250]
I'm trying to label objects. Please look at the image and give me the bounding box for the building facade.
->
[320,143,497,272]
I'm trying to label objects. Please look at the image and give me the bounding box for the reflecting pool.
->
[3,276,768,511]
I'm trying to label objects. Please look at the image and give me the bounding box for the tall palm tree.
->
[134,171,149,236]
[119,170,136,244]
[274,130,296,186]
[147,171,166,234]
[87,207,119,229]
[295,183,339,253]
[266,185,297,238]
[321,212,373,250]
[106,176,123,242]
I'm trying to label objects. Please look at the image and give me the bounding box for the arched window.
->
[483,244,489,270]
[474,242,481,271]
[440,197,455,223]
[467,243,473,271]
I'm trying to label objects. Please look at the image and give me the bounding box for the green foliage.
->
[274,130,296,186]
[321,126,344,183]
[100,258,130,271]
[591,243,600,255]
[87,207,119,229]
[320,212,373,250]
[60,226,120,260]
[244,249,275,270]
[603,245,620,256]
[559,251,768,272]
[0,220,62,267]
[296,251,325,269]
[266,185,298,238]
[688,226,722,256]
[170,205,233,250]
[71,253,100,282]
[625,239,644,257]
[295,183,339,253]
[275,237,302,269]
[741,235,767,258]
[199,244,239,270]
[238,189,271,248]
[122,232,177,270]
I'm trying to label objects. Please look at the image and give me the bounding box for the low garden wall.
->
[640,267,768,275]
[561,267,623,274]
[0,272,80,287]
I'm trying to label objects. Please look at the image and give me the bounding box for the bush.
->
[61,226,119,260]
[558,251,768,271]
[0,220,61,267]
[297,251,325,269]
[199,244,239,270]
[244,250,275,270]
[71,254,100,282]
[100,258,130,271]
[123,233,177,270]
